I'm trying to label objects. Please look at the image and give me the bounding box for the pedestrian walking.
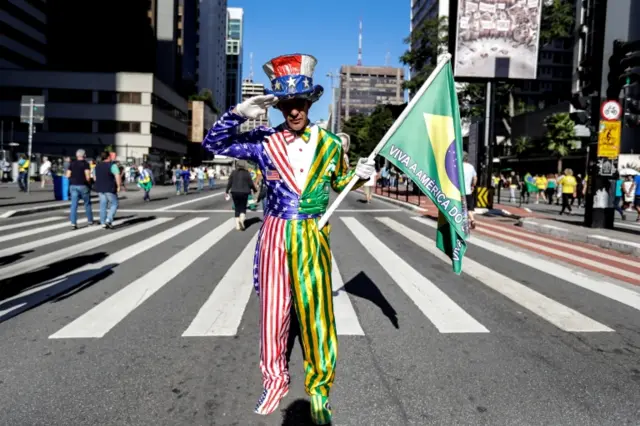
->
[225,160,257,230]
[137,163,154,201]
[17,154,30,192]
[362,166,377,203]
[558,168,577,215]
[207,167,216,189]
[66,149,94,229]
[463,152,477,229]
[39,156,51,188]
[95,151,122,229]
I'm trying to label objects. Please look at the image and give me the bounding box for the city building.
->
[572,0,640,153]
[225,7,244,110]
[177,0,200,97]
[199,0,227,113]
[186,99,216,164]
[0,70,189,164]
[338,65,405,126]
[0,0,47,69]
[239,79,269,132]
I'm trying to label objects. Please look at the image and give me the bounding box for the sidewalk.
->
[368,185,640,257]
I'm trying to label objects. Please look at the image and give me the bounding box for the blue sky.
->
[227,0,411,123]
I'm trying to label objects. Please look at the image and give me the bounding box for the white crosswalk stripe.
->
[0,213,635,342]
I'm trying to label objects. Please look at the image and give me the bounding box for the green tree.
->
[543,112,579,173]
[512,136,534,157]
[189,88,219,113]
[539,0,575,45]
[399,16,449,93]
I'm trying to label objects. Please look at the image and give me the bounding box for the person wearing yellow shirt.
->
[535,174,547,203]
[558,168,577,215]
[17,154,30,192]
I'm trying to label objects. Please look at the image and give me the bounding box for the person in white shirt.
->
[40,157,52,188]
[463,152,478,229]
[363,166,377,203]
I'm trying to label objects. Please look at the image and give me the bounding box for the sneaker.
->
[105,222,114,229]
[71,224,78,230]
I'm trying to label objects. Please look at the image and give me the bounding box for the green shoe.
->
[310,395,332,425]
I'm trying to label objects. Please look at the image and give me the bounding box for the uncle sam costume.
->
[202,54,373,424]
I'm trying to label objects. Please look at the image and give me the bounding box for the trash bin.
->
[53,175,70,201]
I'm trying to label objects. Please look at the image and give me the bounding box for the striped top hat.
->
[262,54,324,102]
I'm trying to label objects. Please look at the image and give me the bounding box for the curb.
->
[358,189,428,213]
[0,195,129,218]
[519,218,640,257]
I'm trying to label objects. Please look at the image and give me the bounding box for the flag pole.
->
[317,53,453,230]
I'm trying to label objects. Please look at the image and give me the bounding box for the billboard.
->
[453,0,543,79]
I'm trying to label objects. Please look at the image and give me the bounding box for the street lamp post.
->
[327,70,340,133]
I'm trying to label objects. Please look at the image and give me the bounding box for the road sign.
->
[597,120,621,158]
[20,96,45,124]
[600,100,622,121]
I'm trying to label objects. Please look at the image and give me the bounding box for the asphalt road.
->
[0,188,639,426]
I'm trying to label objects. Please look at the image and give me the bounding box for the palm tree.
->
[543,113,579,173]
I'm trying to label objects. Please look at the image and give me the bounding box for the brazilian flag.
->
[378,58,468,274]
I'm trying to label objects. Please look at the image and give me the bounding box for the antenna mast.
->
[249,52,254,81]
[357,18,363,66]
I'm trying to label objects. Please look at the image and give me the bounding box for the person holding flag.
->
[319,53,469,274]
[201,53,375,424]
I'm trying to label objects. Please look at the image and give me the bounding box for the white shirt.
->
[463,162,477,195]
[285,125,318,191]
[40,160,51,175]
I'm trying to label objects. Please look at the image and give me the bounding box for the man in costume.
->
[202,54,375,424]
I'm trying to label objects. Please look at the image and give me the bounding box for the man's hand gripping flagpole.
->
[317,53,453,231]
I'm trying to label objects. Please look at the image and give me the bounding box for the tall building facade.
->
[0,0,47,69]
[225,7,243,109]
[199,0,227,113]
[0,0,195,169]
[177,0,200,97]
[239,79,269,132]
[338,65,405,125]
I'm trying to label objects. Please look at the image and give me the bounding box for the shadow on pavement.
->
[341,271,399,329]
[244,217,262,230]
[281,399,331,426]
[0,250,33,266]
[552,218,640,236]
[0,252,109,301]
[0,262,116,323]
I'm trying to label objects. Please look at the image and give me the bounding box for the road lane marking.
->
[51,218,236,338]
[0,216,64,232]
[155,192,225,211]
[380,218,613,332]
[341,217,489,334]
[0,218,126,260]
[413,216,640,313]
[474,227,639,281]
[1,219,89,243]
[0,217,206,323]
[478,221,640,269]
[0,218,170,281]
[331,256,365,335]
[183,233,258,336]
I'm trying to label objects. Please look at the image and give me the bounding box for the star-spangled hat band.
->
[262,54,324,102]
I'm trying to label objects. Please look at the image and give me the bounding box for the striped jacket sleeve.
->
[202,108,273,162]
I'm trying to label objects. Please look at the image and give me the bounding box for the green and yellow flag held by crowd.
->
[319,54,469,274]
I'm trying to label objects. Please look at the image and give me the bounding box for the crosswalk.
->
[0,213,638,342]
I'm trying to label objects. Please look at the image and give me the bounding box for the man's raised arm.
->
[202,95,279,162]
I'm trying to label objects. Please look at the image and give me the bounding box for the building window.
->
[97,91,142,104]
[151,94,188,122]
[48,89,93,103]
[0,86,42,101]
[150,122,187,142]
[47,119,93,133]
[97,121,141,133]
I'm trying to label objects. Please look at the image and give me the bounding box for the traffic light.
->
[607,40,626,100]
[619,40,640,126]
